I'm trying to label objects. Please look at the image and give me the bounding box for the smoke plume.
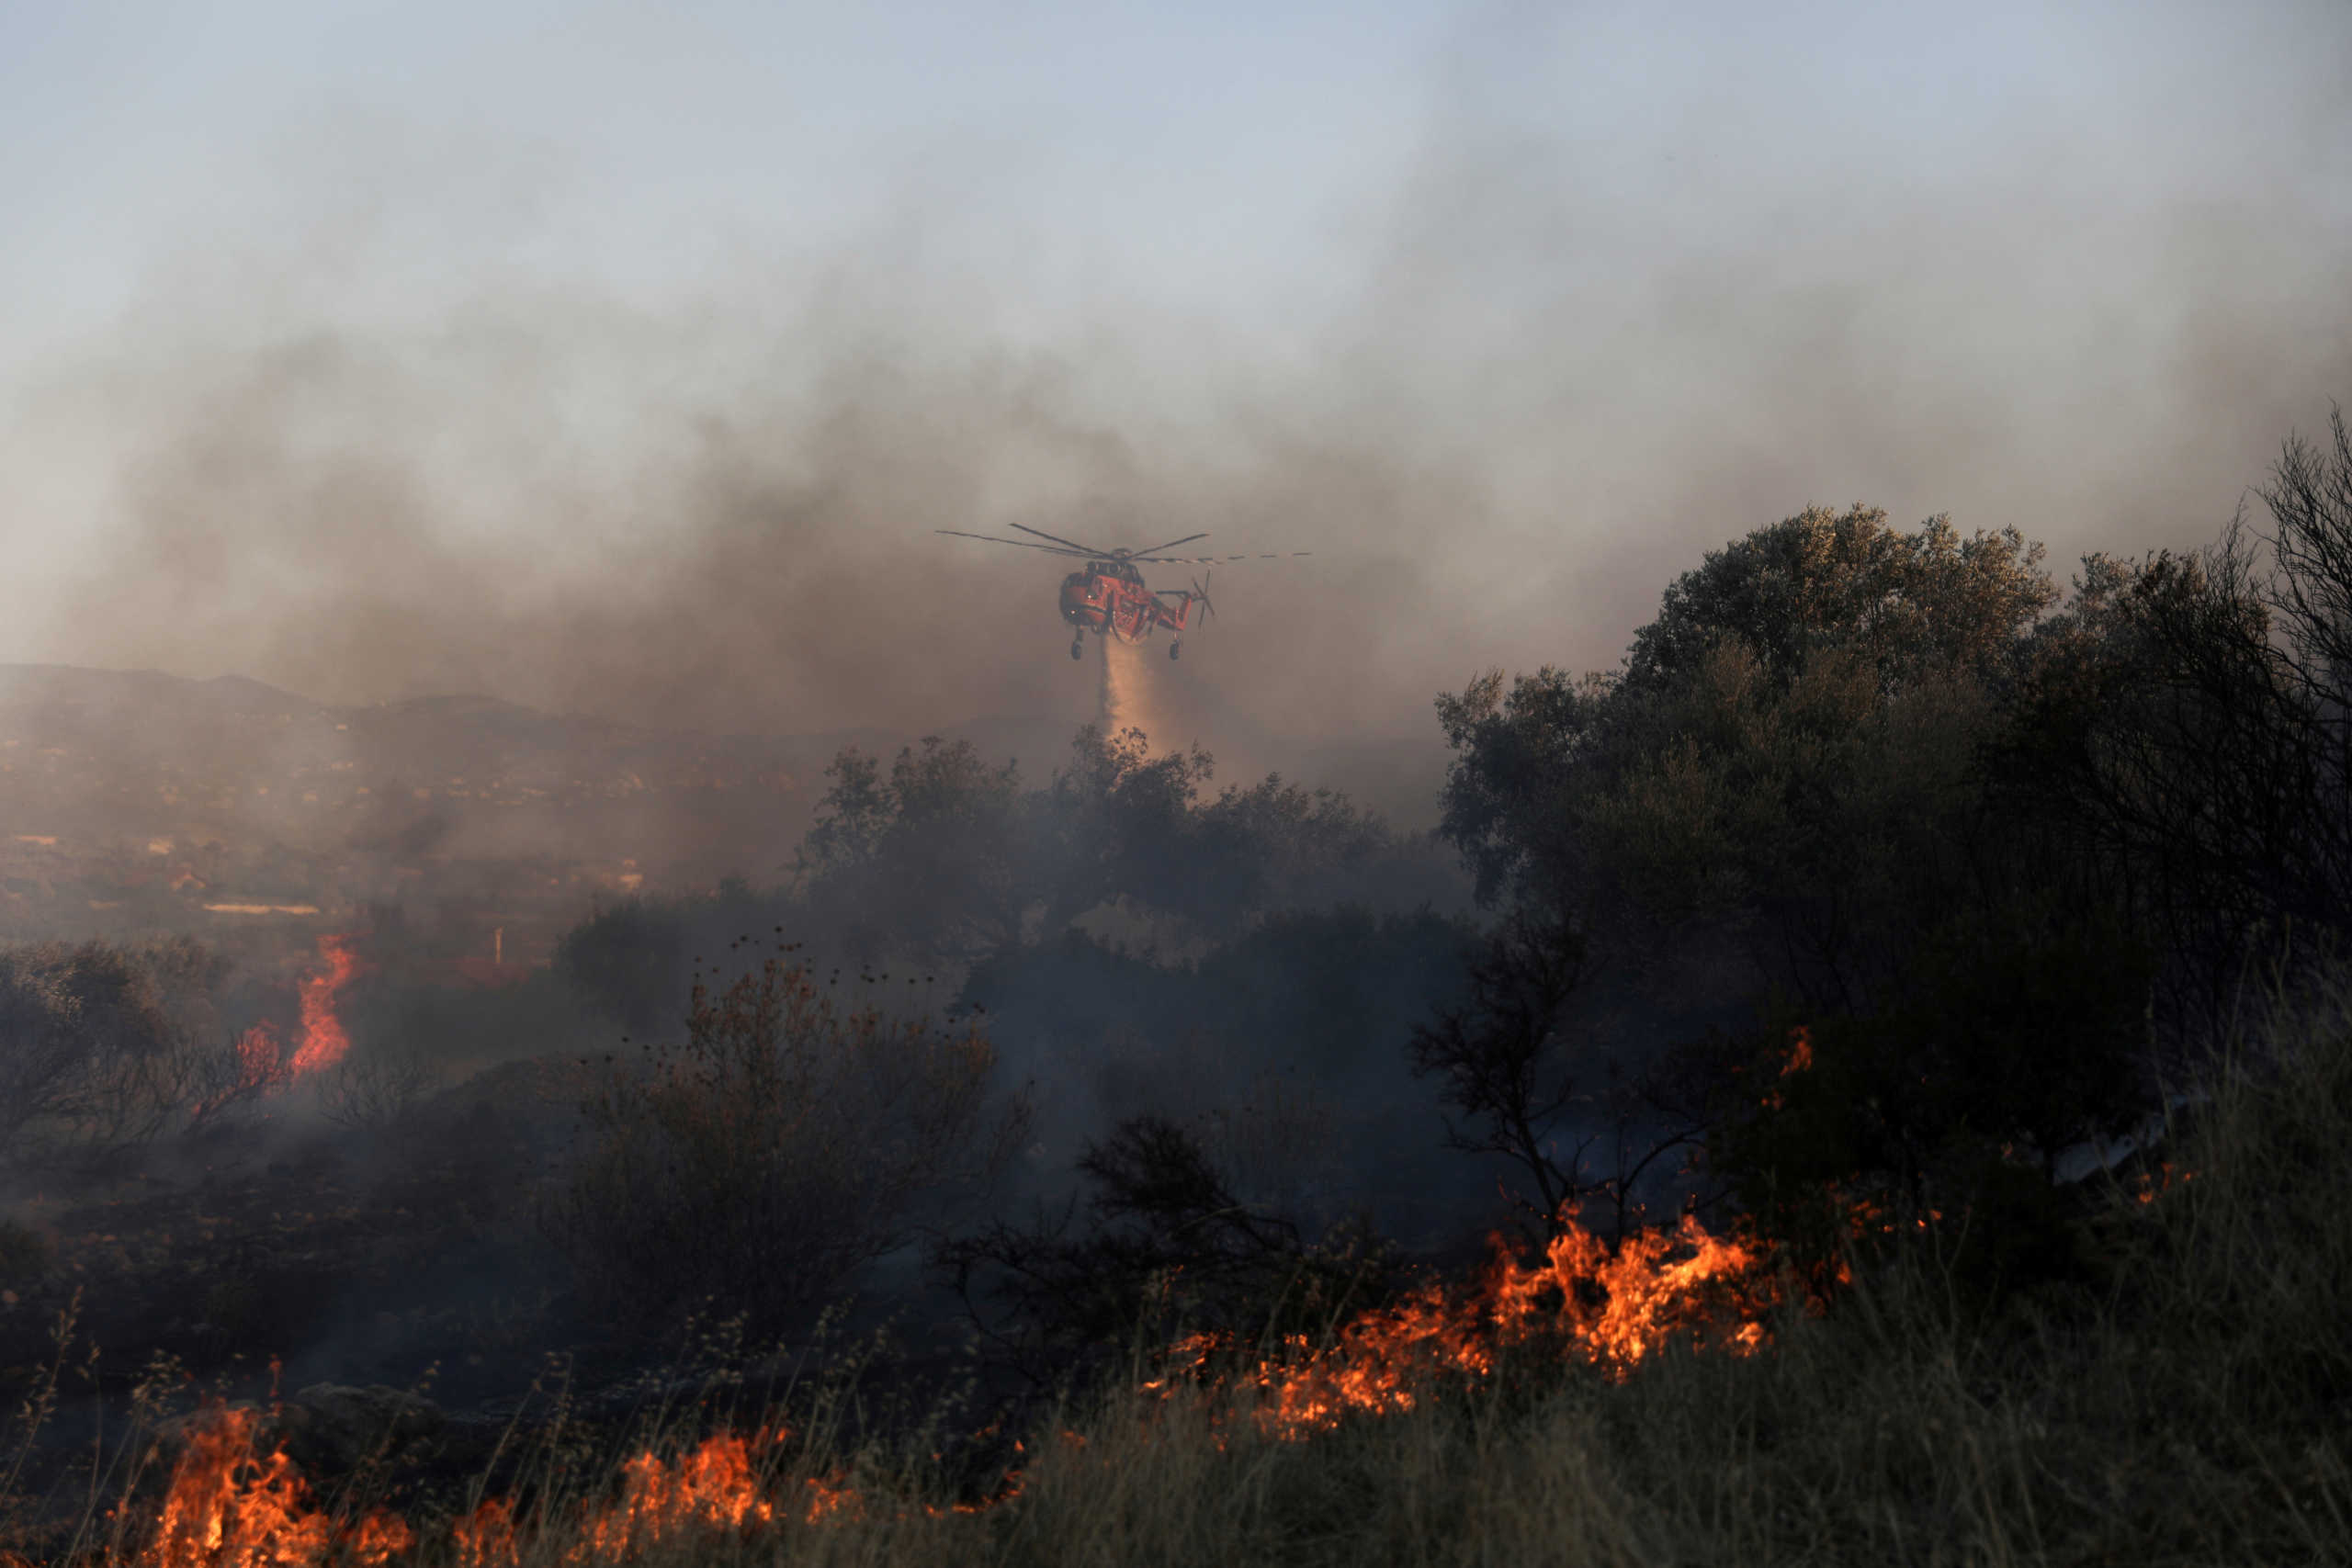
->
[0,1,2345,783]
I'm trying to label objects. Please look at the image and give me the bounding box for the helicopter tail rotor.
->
[1190,571,1215,619]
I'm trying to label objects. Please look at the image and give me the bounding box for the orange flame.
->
[123,1211,1814,1560]
[571,1434,775,1558]
[234,1024,283,1085]
[1761,1024,1814,1111]
[1779,1025,1815,1077]
[449,1498,516,1568]
[187,1025,293,1122]
[1152,1209,1800,1439]
[141,1405,410,1568]
[2134,1160,2193,1203]
[192,934,366,1102]
[133,1415,876,1568]
[286,935,362,1077]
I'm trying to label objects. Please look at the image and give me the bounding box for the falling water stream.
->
[1097,633,1156,741]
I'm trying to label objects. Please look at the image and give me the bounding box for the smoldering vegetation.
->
[0,707,1488,1404]
[6,405,2352,1562]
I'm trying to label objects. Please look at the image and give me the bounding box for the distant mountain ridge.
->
[0,662,1444,948]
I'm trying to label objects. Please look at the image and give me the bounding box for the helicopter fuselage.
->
[1058,561,1197,644]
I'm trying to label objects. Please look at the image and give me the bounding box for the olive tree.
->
[1417,505,2134,1228]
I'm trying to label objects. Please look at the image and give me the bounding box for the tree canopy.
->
[791,724,1397,965]
[1419,503,2153,1239]
[1625,504,2055,694]
[1437,505,2056,941]
[559,724,1409,1032]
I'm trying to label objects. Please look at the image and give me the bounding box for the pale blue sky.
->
[1,1,1445,350]
[1,0,2346,738]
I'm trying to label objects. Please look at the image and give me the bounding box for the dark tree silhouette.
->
[1407,906,1653,1240]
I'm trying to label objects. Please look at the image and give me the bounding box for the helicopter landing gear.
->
[1169,640,1182,661]
[1069,637,1084,660]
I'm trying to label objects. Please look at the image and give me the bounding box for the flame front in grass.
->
[136,1416,865,1568]
[561,1432,870,1557]
[563,1431,856,1560]
[1489,1213,1773,1367]
[129,1219,1804,1558]
[143,1406,410,1568]
[450,1499,517,1568]
[1176,1211,1792,1438]
[287,935,362,1077]
[338,1516,416,1568]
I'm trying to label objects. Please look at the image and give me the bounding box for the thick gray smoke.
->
[1,0,2346,776]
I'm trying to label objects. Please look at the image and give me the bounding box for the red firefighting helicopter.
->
[937,523,1309,660]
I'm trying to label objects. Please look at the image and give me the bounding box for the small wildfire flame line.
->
[139,1406,406,1568]
[104,1025,1880,1564]
[119,1410,1012,1568]
[111,1205,1814,1568]
[1145,1209,1806,1441]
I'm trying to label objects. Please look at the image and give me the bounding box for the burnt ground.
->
[0,1062,1047,1559]
[5,1070,575,1406]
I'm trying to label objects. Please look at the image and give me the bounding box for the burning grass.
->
[1141,1211,1792,1442]
[8,978,2351,1565]
[128,1412,870,1568]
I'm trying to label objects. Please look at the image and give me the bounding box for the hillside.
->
[0,664,822,956]
[0,663,1442,960]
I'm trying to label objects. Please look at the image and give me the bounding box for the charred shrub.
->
[546,951,1027,1334]
[554,897,698,1037]
[0,939,249,1169]
[941,1115,1399,1384]
[1408,905,1605,1240]
[1707,910,2151,1299]
[317,1046,444,1132]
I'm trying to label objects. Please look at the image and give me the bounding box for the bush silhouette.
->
[547,950,1027,1331]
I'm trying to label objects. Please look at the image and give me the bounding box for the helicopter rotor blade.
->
[943,525,1309,568]
[1010,522,1123,557]
[1131,551,1313,564]
[934,530,1092,558]
[1128,531,1211,558]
